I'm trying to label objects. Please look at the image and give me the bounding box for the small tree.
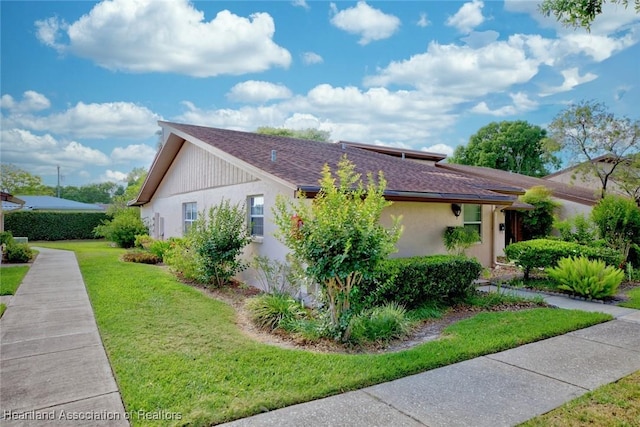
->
[591,195,640,263]
[519,186,559,240]
[190,199,252,287]
[273,156,402,340]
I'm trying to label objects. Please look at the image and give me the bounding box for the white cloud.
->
[1,91,51,113]
[100,169,128,182]
[330,1,401,45]
[301,51,324,65]
[446,0,485,33]
[35,0,291,77]
[422,144,454,157]
[111,144,157,163]
[364,40,538,98]
[461,30,499,48]
[5,101,160,139]
[417,12,430,28]
[470,92,538,116]
[226,81,293,103]
[540,68,598,96]
[1,129,110,172]
[292,0,309,9]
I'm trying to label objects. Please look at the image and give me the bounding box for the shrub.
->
[547,256,624,299]
[504,239,623,279]
[519,186,560,240]
[94,209,148,248]
[349,302,412,344]
[357,255,483,309]
[163,238,199,281]
[134,234,154,250]
[149,239,172,262]
[554,214,597,245]
[0,231,14,246]
[5,243,33,263]
[5,211,109,240]
[443,226,479,256]
[190,199,252,286]
[245,293,307,331]
[122,251,161,264]
[591,195,640,262]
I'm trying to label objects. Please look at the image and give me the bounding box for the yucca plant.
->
[547,256,624,299]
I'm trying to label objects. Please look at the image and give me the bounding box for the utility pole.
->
[57,165,60,198]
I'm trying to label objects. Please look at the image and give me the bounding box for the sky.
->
[1,0,639,188]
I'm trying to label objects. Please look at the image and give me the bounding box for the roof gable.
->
[133,122,526,206]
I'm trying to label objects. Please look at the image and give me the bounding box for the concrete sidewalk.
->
[0,248,128,426]
[222,286,640,427]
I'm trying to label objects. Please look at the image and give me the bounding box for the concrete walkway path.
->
[0,248,128,426]
[222,286,640,427]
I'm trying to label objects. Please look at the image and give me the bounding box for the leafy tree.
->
[591,194,640,263]
[548,100,640,199]
[273,155,402,340]
[611,152,640,205]
[449,121,560,177]
[519,186,560,240]
[0,163,53,195]
[59,182,121,204]
[539,0,639,30]
[189,199,252,287]
[256,127,331,142]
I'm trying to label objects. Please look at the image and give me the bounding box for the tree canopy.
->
[0,164,53,195]
[256,127,331,142]
[449,121,560,177]
[547,100,640,198]
[539,0,639,30]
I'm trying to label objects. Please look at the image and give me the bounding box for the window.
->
[248,195,264,237]
[183,202,197,235]
[463,204,482,240]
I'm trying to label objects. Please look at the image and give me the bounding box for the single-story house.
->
[1,195,106,212]
[0,192,25,232]
[131,122,531,286]
[435,163,600,245]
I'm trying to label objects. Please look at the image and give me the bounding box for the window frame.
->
[248,195,265,238]
[462,204,482,242]
[183,202,197,235]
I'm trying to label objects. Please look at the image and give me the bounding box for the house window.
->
[248,195,264,237]
[183,202,197,235]
[463,204,482,240]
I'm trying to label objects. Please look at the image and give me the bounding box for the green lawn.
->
[36,241,612,426]
[620,286,640,309]
[520,370,640,426]
[0,265,30,296]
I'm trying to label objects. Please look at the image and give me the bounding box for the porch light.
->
[451,203,462,217]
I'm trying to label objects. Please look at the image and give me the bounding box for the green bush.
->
[190,199,252,286]
[5,211,110,240]
[163,238,199,281]
[555,214,597,245]
[504,239,623,279]
[94,209,148,248]
[547,256,624,299]
[149,239,172,261]
[591,195,640,262]
[122,251,161,264]
[0,231,14,246]
[5,243,33,263]
[443,226,480,256]
[519,186,559,240]
[357,255,483,309]
[349,302,412,344]
[245,293,307,331]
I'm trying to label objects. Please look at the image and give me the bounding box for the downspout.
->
[491,206,497,268]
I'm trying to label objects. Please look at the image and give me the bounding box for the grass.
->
[620,286,640,309]
[519,370,640,426]
[0,265,30,296]
[35,241,613,426]
[0,303,5,317]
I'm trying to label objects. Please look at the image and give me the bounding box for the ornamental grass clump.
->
[245,293,307,331]
[348,302,412,345]
[547,256,624,299]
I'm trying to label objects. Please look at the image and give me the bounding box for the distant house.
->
[0,192,25,232]
[1,195,106,212]
[131,122,536,286]
[436,163,600,245]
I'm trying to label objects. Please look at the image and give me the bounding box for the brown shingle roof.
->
[133,122,525,206]
[437,163,599,206]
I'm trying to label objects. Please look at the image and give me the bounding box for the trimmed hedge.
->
[356,255,483,309]
[504,239,623,279]
[5,211,110,241]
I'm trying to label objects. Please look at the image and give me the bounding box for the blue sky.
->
[1,0,639,187]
